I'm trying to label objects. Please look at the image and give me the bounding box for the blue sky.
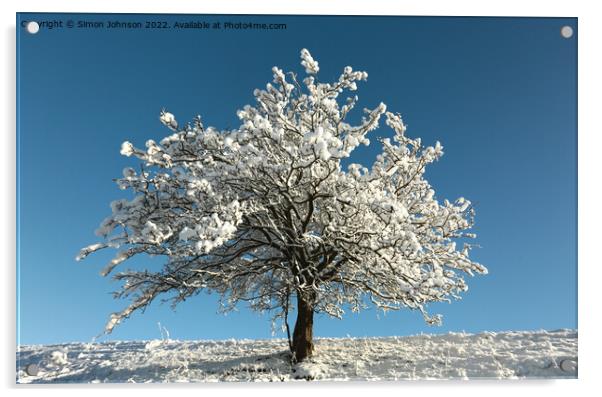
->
[17,14,577,345]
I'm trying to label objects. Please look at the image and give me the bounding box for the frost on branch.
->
[79,49,486,336]
[159,109,178,131]
[300,48,319,74]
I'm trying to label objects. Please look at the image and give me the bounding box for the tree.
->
[78,49,487,362]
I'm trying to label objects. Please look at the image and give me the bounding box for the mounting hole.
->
[25,363,40,376]
[26,21,40,34]
[560,25,573,39]
[559,359,577,372]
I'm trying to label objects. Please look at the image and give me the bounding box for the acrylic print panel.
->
[16,13,577,383]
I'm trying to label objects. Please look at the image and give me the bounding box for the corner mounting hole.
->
[26,21,40,34]
[560,26,573,39]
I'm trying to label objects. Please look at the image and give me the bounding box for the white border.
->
[3,1,600,396]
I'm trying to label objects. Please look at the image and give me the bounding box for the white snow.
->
[119,141,134,157]
[80,49,489,332]
[159,110,178,130]
[300,48,319,74]
[50,350,69,366]
[16,329,577,383]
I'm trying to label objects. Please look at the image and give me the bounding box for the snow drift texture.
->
[17,329,577,383]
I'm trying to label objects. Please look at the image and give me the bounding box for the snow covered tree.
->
[78,49,487,362]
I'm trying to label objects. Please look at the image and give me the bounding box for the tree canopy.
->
[78,48,487,360]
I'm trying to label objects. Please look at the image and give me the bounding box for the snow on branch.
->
[79,49,487,334]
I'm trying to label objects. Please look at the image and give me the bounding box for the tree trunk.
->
[291,292,315,362]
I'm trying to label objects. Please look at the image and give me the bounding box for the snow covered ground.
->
[16,329,577,383]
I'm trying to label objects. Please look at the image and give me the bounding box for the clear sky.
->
[17,13,577,345]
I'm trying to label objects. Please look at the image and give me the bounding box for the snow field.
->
[17,329,577,383]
